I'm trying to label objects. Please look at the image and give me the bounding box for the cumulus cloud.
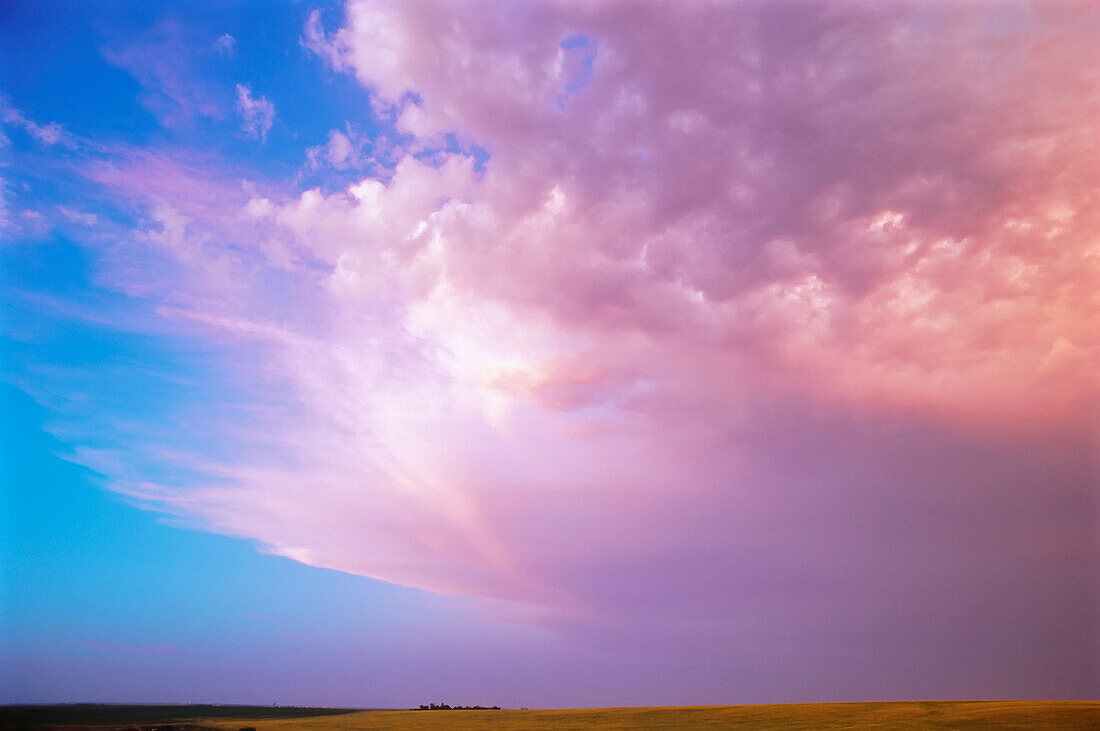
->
[292,0,1098,426]
[235,84,275,141]
[80,0,1097,692]
[303,125,393,171]
[312,128,359,168]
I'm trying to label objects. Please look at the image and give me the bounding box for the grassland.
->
[3,701,1099,730]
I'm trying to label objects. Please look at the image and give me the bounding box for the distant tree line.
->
[415,703,501,711]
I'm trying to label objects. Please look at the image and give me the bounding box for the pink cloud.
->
[303,125,403,173]
[75,0,1097,675]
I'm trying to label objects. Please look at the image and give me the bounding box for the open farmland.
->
[5,701,1099,730]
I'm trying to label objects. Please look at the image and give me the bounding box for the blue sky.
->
[2,0,1097,707]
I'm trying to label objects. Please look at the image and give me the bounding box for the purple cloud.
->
[56,0,1099,698]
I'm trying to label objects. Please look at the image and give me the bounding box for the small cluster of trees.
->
[415,703,501,711]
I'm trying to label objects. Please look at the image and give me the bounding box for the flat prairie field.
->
[5,701,1100,730]
[203,702,1100,730]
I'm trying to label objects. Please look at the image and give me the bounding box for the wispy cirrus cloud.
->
[235,84,275,142]
[102,21,225,129]
[1,106,74,148]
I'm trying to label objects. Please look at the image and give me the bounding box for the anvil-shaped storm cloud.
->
[2,0,1096,705]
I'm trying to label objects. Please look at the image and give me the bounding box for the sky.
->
[1,0,1098,709]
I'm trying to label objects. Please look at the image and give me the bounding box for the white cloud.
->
[57,205,100,226]
[1,106,74,147]
[235,84,275,141]
[214,33,237,55]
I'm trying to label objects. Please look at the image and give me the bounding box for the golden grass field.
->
[199,701,1100,730]
[5,701,1099,729]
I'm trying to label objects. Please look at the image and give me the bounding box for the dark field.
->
[0,705,360,728]
[3,701,1099,730]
